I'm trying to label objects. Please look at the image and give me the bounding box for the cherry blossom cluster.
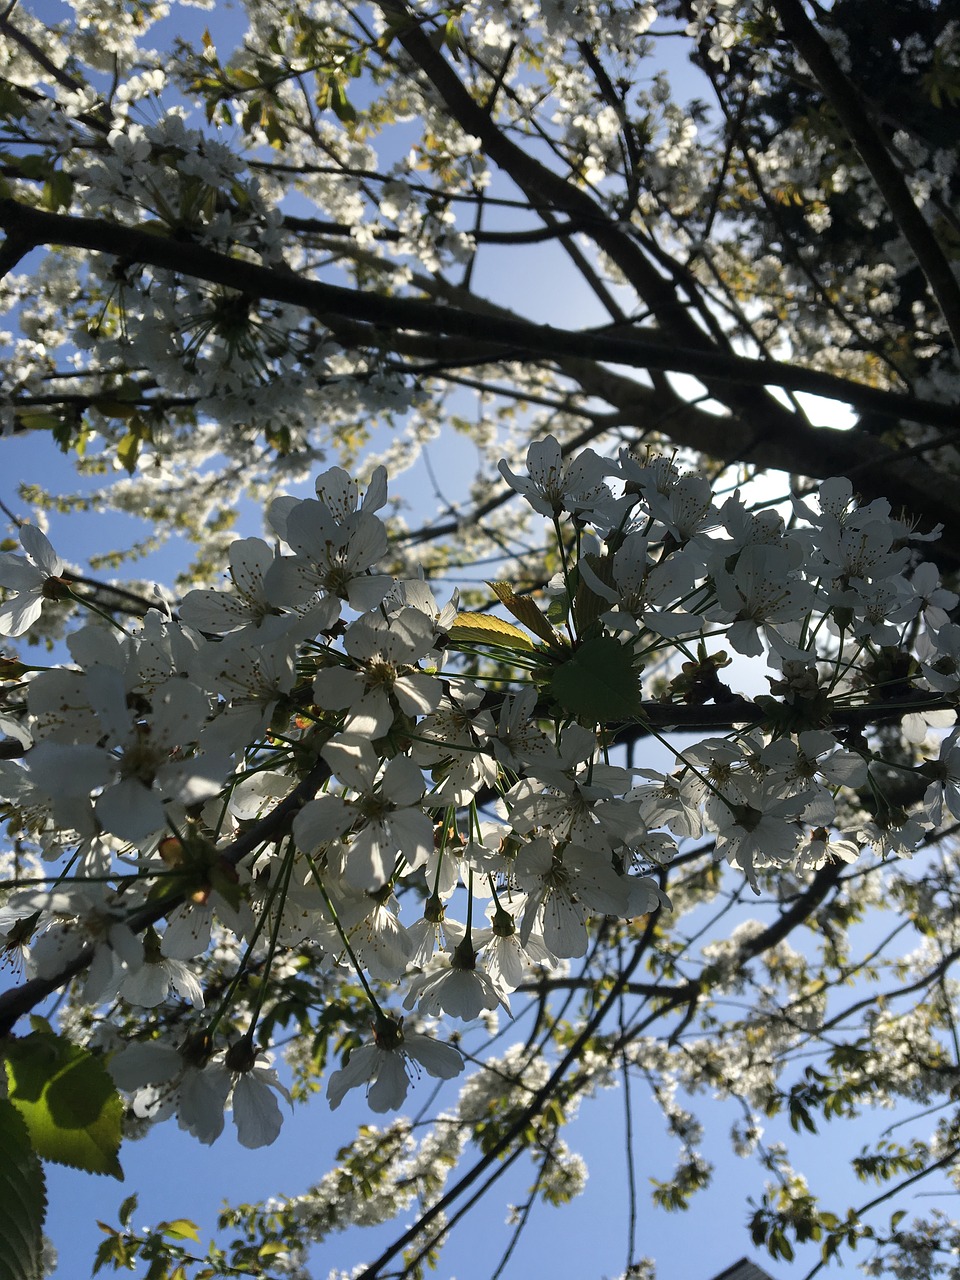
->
[1,437,958,1143]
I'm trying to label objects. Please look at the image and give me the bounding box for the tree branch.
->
[357,916,662,1278]
[770,0,960,357]
[6,196,960,561]
[0,756,331,1038]
[1,198,950,425]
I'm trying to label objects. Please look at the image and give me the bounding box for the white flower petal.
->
[367,1052,410,1112]
[403,1033,464,1081]
[180,1066,231,1144]
[327,1044,380,1110]
[110,1042,183,1091]
[232,1072,284,1148]
[20,524,62,577]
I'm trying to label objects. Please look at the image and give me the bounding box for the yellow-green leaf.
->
[14,410,62,432]
[116,431,141,475]
[230,68,261,90]
[489,582,563,646]
[448,612,535,652]
[163,1220,200,1243]
[5,1030,124,1179]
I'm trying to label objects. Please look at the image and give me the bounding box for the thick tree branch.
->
[2,199,951,425]
[0,228,32,281]
[5,197,960,563]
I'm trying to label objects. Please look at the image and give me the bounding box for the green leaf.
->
[208,859,244,913]
[95,399,142,421]
[0,82,28,119]
[448,612,535,652]
[573,553,613,634]
[240,96,264,135]
[0,1098,46,1280]
[548,636,642,723]
[118,1194,139,1228]
[41,170,73,212]
[5,1030,124,1179]
[329,76,357,123]
[545,589,571,627]
[262,109,289,148]
[13,155,50,181]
